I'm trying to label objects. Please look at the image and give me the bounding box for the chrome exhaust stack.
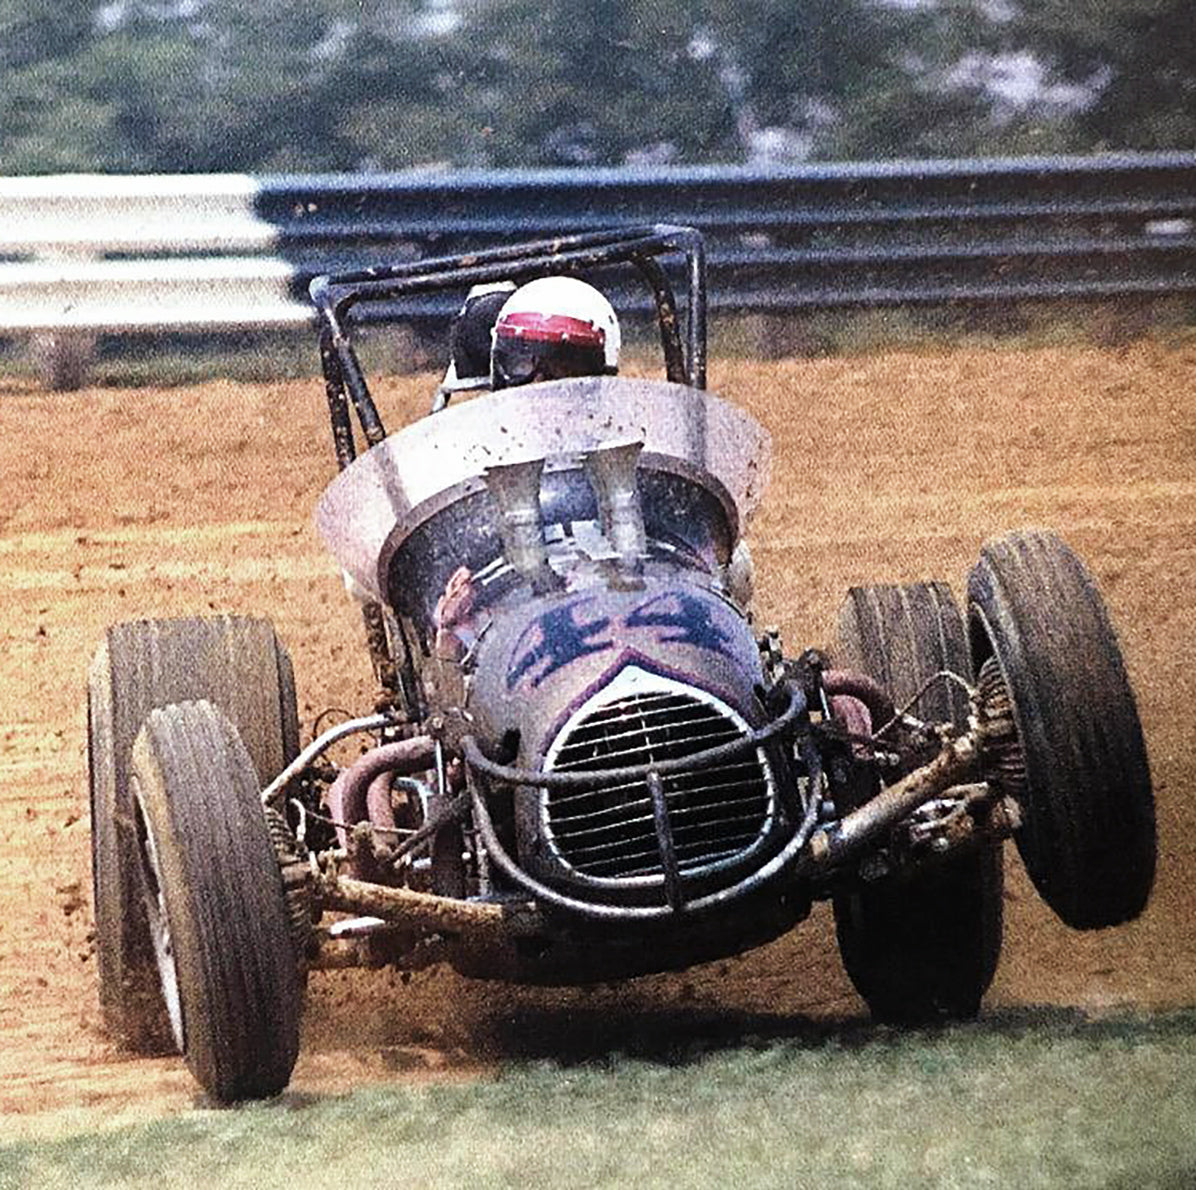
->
[484,458,558,594]
[584,440,647,577]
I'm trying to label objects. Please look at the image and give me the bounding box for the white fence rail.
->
[0,174,278,256]
[3,156,1194,387]
[0,175,307,334]
[1,257,304,333]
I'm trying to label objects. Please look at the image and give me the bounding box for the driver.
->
[433,281,516,410]
[490,276,621,390]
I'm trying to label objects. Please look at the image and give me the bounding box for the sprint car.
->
[88,226,1156,1101]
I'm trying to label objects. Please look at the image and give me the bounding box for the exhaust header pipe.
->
[584,440,647,575]
[485,458,558,593]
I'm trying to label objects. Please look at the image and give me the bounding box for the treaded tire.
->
[967,529,1155,929]
[130,701,302,1102]
[88,616,298,1051]
[837,581,971,733]
[833,581,1003,1024]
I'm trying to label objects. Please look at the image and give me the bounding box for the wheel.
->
[832,581,1003,1024]
[968,529,1155,929]
[130,700,302,1102]
[836,582,971,733]
[88,615,298,1051]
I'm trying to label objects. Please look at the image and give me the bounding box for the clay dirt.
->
[1,342,1194,1130]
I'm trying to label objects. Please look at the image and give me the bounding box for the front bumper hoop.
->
[460,682,818,921]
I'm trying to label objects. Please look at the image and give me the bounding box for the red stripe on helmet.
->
[495,311,605,347]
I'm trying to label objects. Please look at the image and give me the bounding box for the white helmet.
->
[490,276,620,390]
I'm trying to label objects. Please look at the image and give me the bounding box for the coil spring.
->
[264,805,316,962]
[976,655,1027,803]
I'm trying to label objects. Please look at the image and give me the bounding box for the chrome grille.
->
[543,688,774,880]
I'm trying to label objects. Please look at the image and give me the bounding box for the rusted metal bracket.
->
[316,873,542,940]
[804,734,980,871]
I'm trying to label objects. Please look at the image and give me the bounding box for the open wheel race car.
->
[88,226,1157,1102]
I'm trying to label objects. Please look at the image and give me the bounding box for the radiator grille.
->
[543,687,773,880]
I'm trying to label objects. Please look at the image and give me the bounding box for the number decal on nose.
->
[506,598,614,691]
[625,590,735,658]
[506,590,738,693]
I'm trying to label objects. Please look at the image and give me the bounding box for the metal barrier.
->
[1,152,1194,382]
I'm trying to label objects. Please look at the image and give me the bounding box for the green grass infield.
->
[3,1008,1195,1189]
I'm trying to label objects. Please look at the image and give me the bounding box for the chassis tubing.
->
[805,735,979,865]
[308,681,986,927]
[311,728,991,944]
[466,768,819,922]
[466,680,807,791]
[466,732,981,919]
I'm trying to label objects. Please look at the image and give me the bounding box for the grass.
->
[3,1009,1195,1189]
[711,297,1196,360]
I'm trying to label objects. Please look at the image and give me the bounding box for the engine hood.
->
[465,574,767,762]
[463,573,794,898]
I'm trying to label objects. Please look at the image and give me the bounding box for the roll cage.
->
[308,224,709,473]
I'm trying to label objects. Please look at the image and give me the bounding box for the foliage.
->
[996,0,1196,151]
[0,0,1192,174]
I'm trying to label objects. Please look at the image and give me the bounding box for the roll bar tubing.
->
[309,224,708,471]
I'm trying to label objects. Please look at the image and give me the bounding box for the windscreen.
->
[316,377,771,600]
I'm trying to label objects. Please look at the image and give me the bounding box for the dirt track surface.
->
[2,343,1194,1131]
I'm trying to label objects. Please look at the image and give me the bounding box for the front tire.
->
[88,615,298,1050]
[131,701,302,1102]
[968,529,1155,929]
[833,581,1003,1024]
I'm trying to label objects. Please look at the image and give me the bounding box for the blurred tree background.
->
[0,0,1191,174]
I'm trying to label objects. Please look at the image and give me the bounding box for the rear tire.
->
[836,581,970,732]
[130,701,302,1102]
[88,616,298,1050]
[967,530,1155,929]
[833,582,1003,1024]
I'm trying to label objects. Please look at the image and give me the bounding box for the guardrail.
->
[2,152,1194,383]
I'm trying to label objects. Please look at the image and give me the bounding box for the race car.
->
[88,225,1156,1101]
